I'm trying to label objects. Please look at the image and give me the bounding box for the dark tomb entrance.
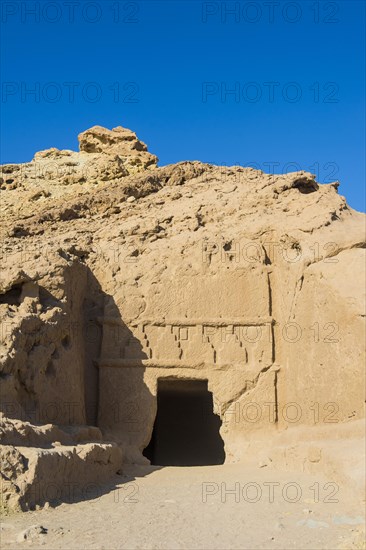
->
[143,379,225,466]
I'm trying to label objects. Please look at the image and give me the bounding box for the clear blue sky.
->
[1,0,365,211]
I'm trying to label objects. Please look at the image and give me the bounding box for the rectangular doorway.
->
[143,379,225,466]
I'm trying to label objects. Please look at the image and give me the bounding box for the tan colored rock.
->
[1,441,122,511]
[0,125,364,510]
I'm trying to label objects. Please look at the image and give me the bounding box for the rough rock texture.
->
[0,125,365,510]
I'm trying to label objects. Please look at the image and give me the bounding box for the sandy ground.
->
[1,464,365,550]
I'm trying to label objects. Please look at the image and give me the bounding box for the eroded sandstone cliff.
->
[1,125,365,511]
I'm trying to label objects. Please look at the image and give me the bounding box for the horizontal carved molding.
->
[97,317,274,327]
[96,359,262,370]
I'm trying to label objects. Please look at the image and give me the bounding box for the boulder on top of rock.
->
[78,125,158,168]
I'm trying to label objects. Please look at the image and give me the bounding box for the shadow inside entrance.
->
[143,379,225,466]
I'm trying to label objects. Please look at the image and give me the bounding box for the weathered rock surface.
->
[0,125,365,510]
[1,440,122,511]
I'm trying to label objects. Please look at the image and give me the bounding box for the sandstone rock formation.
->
[0,125,365,511]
